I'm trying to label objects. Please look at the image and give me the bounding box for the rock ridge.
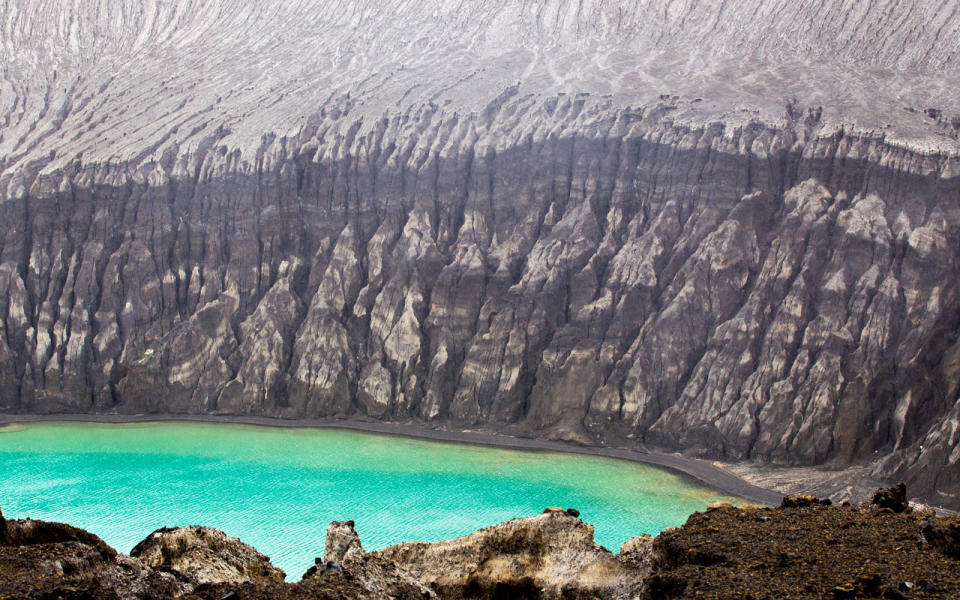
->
[2,488,960,598]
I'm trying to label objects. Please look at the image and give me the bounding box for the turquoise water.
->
[0,422,741,578]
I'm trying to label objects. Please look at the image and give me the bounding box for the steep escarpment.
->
[3,113,960,507]
[3,0,960,507]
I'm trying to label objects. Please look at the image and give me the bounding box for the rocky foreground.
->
[1,486,959,599]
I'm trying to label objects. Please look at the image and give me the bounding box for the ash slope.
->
[2,1,960,507]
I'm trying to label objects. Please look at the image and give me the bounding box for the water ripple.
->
[0,422,744,579]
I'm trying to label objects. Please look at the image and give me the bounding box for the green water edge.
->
[0,421,746,580]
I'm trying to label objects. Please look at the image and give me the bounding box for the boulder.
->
[922,518,960,559]
[872,484,909,513]
[1,515,115,558]
[379,513,647,599]
[130,526,285,586]
[304,521,436,599]
[0,517,187,599]
[781,495,831,508]
[323,521,363,563]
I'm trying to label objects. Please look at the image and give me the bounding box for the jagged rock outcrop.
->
[0,509,648,599]
[379,512,648,599]
[7,495,958,599]
[303,520,435,600]
[130,525,286,586]
[321,520,364,565]
[1,511,117,557]
[302,513,647,600]
[3,1,960,507]
[0,509,189,599]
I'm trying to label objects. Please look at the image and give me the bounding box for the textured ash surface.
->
[644,500,960,599]
[2,1,960,508]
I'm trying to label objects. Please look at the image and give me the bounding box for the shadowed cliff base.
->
[1,119,959,508]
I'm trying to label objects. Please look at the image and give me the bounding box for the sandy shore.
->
[0,413,784,506]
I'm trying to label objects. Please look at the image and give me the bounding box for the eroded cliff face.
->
[2,110,959,506]
[2,0,960,507]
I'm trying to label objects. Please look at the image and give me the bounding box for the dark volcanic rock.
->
[873,483,910,513]
[781,494,832,508]
[0,516,187,599]
[3,498,960,599]
[1,514,116,558]
[304,520,435,600]
[922,519,960,559]
[643,490,960,599]
[186,573,384,600]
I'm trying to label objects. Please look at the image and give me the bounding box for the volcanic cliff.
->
[2,1,960,507]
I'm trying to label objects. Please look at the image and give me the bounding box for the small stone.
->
[921,520,960,559]
[856,574,883,595]
[543,507,565,514]
[707,502,735,512]
[321,561,344,575]
[781,495,822,508]
[834,574,882,599]
[565,508,580,517]
[644,573,687,598]
[883,588,906,600]
[871,484,908,513]
[833,584,856,599]
[620,535,653,556]
[777,551,801,567]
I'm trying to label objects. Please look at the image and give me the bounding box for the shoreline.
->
[0,412,784,506]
